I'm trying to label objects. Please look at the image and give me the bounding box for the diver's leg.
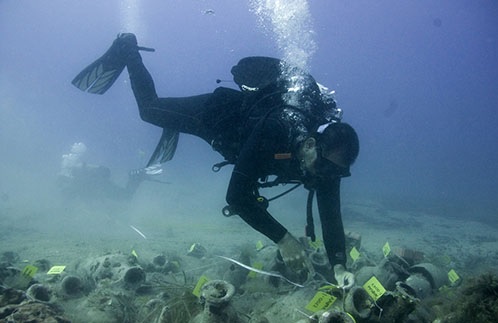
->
[145,95,213,136]
[116,34,243,144]
[124,46,212,140]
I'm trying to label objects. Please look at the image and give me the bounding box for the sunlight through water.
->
[249,0,317,72]
[120,0,144,35]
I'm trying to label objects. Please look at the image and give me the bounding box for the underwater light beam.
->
[249,0,317,72]
[120,0,145,36]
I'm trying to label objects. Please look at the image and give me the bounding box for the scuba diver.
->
[72,33,359,285]
[57,142,162,202]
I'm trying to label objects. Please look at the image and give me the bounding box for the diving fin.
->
[146,128,179,167]
[72,34,155,95]
[71,48,127,95]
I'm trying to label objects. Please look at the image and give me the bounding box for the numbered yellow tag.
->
[448,269,460,284]
[47,266,66,275]
[305,291,337,312]
[363,276,386,301]
[131,250,139,259]
[22,265,38,278]
[382,241,391,257]
[247,262,264,278]
[255,240,264,251]
[192,275,209,297]
[350,246,360,261]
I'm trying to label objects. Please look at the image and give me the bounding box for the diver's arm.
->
[124,47,216,137]
[226,171,287,243]
[316,178,347,267]
[225,119,288,243]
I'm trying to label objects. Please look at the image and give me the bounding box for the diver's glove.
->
[277,232,314,280]
[333,264,355,290]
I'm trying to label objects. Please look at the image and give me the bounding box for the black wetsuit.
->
[126,52,347,267]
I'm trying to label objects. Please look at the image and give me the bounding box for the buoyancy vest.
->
[210,56,342,167]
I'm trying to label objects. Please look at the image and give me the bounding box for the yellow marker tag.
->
[192,275,209,297]
[305,291,337,312]
[309,239,323,250]
[255,240,264,251]
[247,262,264,278]
[47,266,66,275]
[350,246,360,261]
[131,250,139,258]
[448,269,460,284]
[22,265,38,278]
[363,276,386,301]
[382,241,391,257]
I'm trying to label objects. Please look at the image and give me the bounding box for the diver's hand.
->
[333,264,355,290]
[277,232,313,278]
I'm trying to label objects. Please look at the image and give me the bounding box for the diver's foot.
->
[108,33,139,63]
[116,33,138,48]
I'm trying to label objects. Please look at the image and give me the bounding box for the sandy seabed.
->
[1,189,497,323]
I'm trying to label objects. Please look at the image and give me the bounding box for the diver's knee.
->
[138,107,156,124]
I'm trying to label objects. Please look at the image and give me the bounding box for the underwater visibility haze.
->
[1,0,496,221]
[0,0,498,322]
